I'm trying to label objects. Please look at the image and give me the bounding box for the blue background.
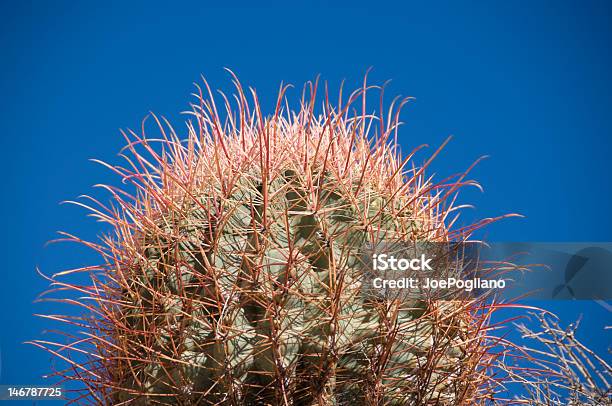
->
[1,1,610,402]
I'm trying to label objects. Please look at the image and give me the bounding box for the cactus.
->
[34,75,514,405]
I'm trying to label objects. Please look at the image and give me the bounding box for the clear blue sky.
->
[1,1,610,401]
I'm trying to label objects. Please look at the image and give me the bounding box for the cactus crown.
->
[35,74,510,405]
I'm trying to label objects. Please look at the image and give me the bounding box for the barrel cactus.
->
[35,75,510,404]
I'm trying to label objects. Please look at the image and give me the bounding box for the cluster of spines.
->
[32,73,522,405]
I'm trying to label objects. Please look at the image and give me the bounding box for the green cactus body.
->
[110,163,471,405]
[38,79,489,405]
